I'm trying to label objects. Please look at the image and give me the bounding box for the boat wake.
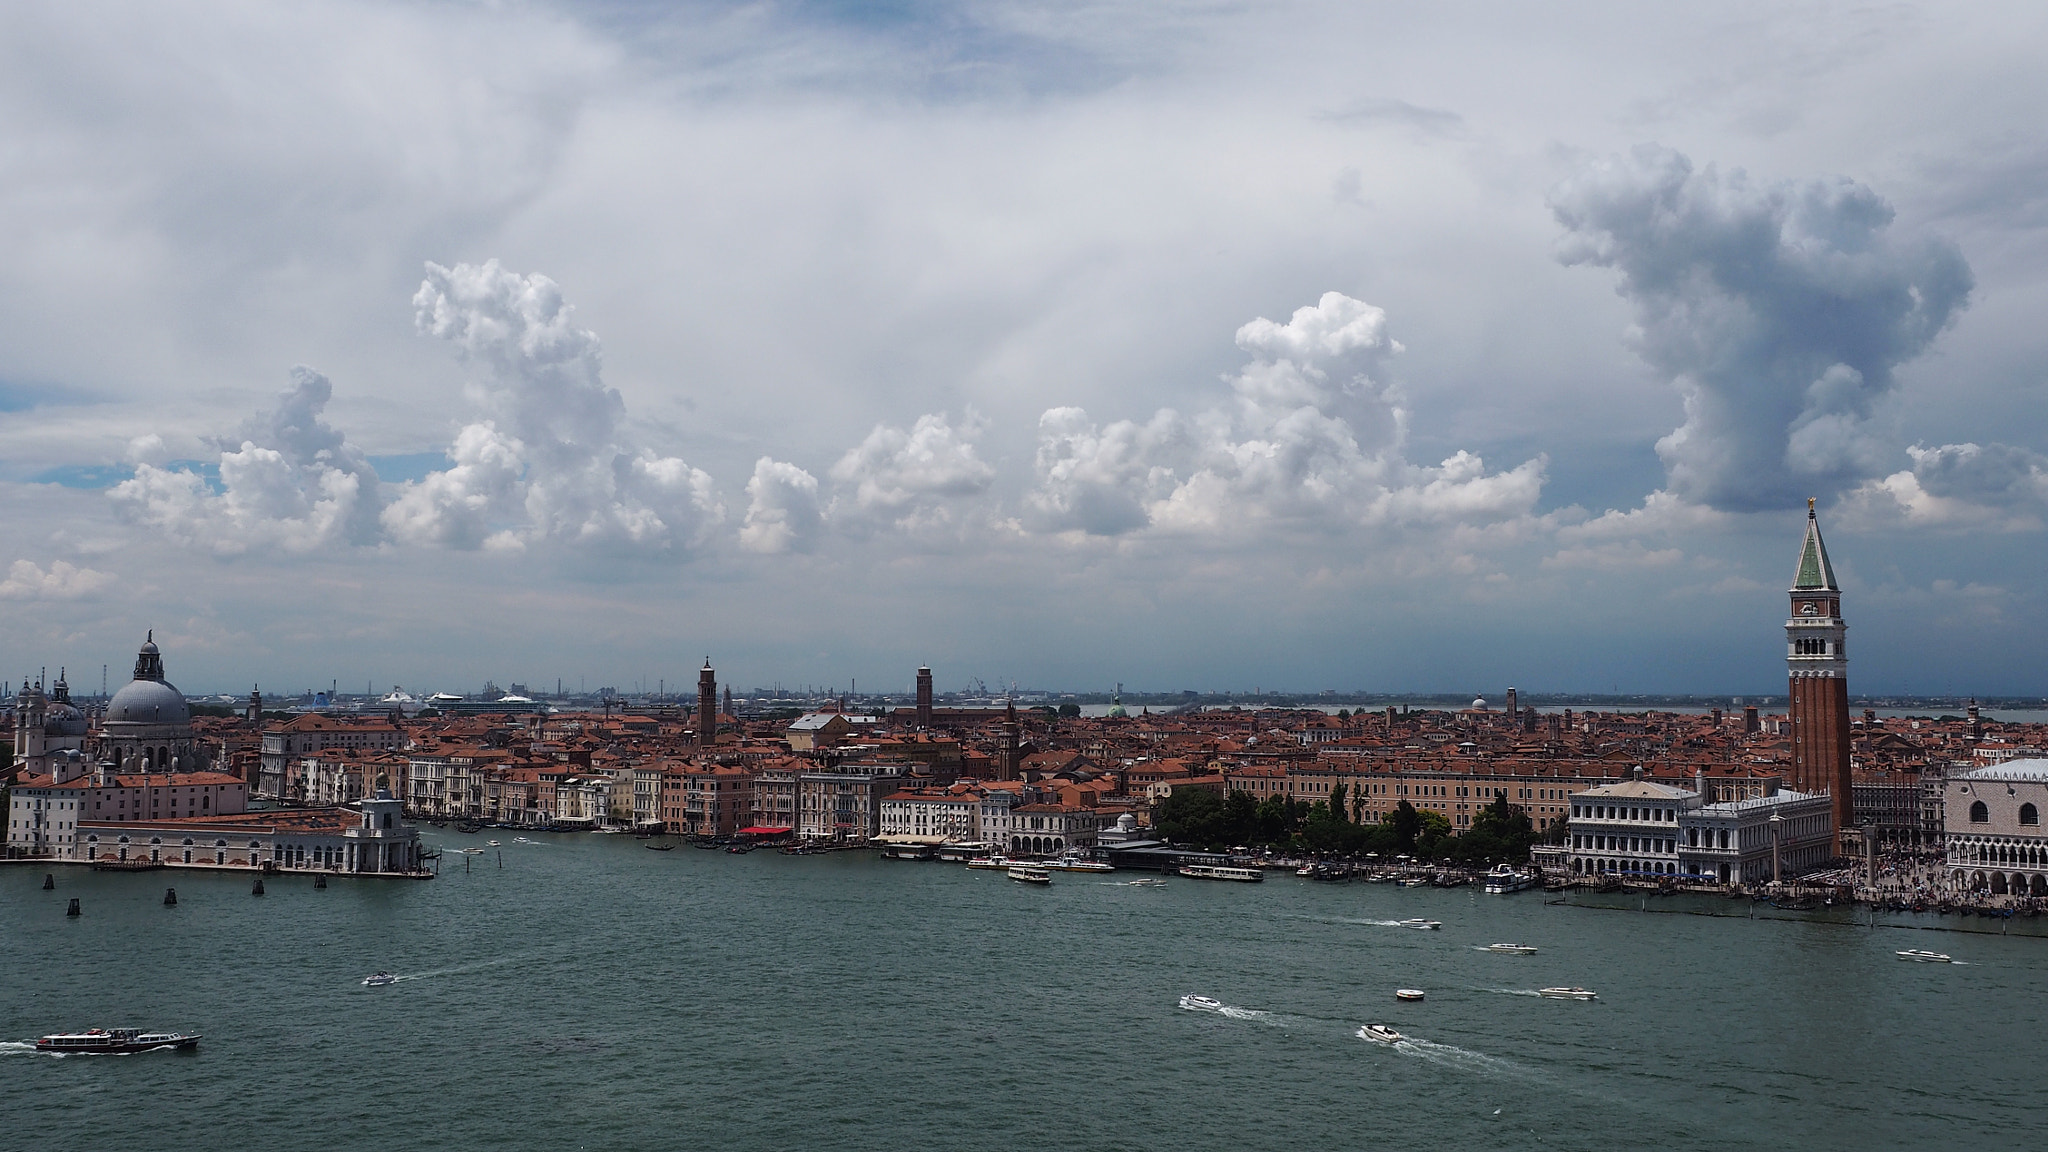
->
[1392,1037,1520,1077]
[1217,1006,1283,1025]
[369,954,528,985]
[1482,988,1545,997]
[0,1040,38,1055]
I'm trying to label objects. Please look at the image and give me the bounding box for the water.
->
[5,834,2044,1150]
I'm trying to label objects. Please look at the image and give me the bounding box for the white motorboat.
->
[455,847,485,855]
[1395,988,1426,1002]
[1007,865,1052,885]
[1397,918,1441,930]
[513,837,531,843]
[1178,994,1225,1012]
[1483,865,1536,893]
[1127,877,1169,887]
[1539,987,1598,1000]
[965,855,1013,871]
[1358,1024,1405,1044]
[1044,857,1116,873]
[1394,877,1430,888]
[1179,864,1265,882]
[1483,943,1539,955]
[1296,864,1317,877]
[1896,949,1953,963]
[487,840,501,846]
[360,972,399,987]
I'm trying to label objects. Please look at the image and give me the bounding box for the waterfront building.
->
[8,754,249,858]
[1006,803,1100,856]
[684,763,759,836]
[878,785,983,843]
[1944,760,2048,896]
[796,762,906,842]
[1676,781,1833,884]
[1566,774,1696,878]
[1786,500,1853,850]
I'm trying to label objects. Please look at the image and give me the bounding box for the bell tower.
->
[1786,499,1850,852]
[697,660,717,751]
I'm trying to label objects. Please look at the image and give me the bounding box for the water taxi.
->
[1896,949,1953,963]
[1178,863,1264,882]
[1483,943,1539,955]
[1007,865,1052,885]
[1178,994,1225,1012]
[1127,877,1169,887]
[1395,988,1426,1002]
[1397,918,1441,930]
[361,972,399,987]
[1358,1024,1405,1044]
[1538,987,1598,1000]
[36,1028,199,1054]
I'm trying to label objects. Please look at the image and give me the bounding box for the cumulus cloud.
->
[828,412,995,534]
[740,457,824,554]
[389,260,723,553]
[0,558,116,600]
[1026,291,1543,536]
[1552,145,1973,512]
[109,367,383,555]
[1842,441,2048,530]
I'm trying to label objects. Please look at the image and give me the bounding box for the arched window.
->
[1970,801,1989,823]
[2021,803,2039,827]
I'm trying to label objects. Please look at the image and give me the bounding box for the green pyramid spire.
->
[1792,498,1838,591]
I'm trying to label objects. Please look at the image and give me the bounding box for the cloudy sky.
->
[3,1,2045,699]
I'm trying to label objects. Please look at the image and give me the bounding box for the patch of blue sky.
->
[367,453,452,484]
[31,460,221,492]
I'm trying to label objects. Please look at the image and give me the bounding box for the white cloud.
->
[108,367,382,555]
[828,412,995,534]
[1026,292,1544,537]
[0,558,115,601]
[1839,441,2048,531]
[740,457,824,554]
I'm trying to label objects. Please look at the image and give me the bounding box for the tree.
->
[1457,794,1536,864]
[1337,708,1352,719]
[1156,787,1228,848]
[1386,799,1421,851]
[1057,703,1081,717]
[1329,782,1349,825]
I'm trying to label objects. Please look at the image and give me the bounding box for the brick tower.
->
[915,666,933,729]
[1786,499,1850,853]
[697,659,717,750]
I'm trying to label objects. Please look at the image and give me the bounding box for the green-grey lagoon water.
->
[6,832,2045,1150]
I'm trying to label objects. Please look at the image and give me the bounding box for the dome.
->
[1472,696,1487,709]
[107,678,189,725]
[44,700,88,737]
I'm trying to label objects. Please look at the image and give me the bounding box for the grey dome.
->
[45,701,89,737]
[107,678,189,725]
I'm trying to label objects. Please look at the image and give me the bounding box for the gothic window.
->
[1970,801,1989,823]
[2022,803,2039,827]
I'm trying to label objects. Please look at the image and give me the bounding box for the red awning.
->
[737,826,792,836]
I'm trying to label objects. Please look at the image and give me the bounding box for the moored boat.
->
[1397,918,1441,930]
[1178,994,1225,1012]
[1896,949,1953,963]
[1179,863,1264,883]
[1358,1023,1405,1044]
[1395,988,1426,1002]
[36,1028,199,1054]
[1483,865,1536,893]
[1044,857,1115,873]
[1007,865,1052,885]
[1483,943,1539,955]
[1539,986,1598,1000]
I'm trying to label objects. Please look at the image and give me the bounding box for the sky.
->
[3,0,2047,699]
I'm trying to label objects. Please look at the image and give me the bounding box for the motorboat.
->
[360,972,399,987]
[1394,989,1426,1002]
[513,837,531,843]
[965,855,1013,870]
[1178,994,1225,1012]
[1395,877,1430,888]
[36,1027,200,1054]
[1539,987,1599,1000]
[1127,877,1169,887]
[1044,857,1116,873]
[1007,865,1052,885]
[1483,865,1536,893]
[1178,864,1265,882]
[455,847,485,855]
[1483,943,1539,955]
[1397,918,1442,930]
[1358,1024,1405,1044]
[487,840,501,846]
[1896,949,1953,963]
[644,842,676,851]
[1296,864,1318,877]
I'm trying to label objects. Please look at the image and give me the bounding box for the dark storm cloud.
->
[1553,145,1973,512]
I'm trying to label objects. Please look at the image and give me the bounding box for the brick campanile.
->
[697,660,717,750]
[1786,499,1851,853]
[915,666,933,730]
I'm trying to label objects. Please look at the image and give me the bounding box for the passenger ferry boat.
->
[1007,865,1052,885]
[1178,863,1264,883]
[36,1028,200,1054]
[1896,949,1953,963]
[1043,857,1115,873]
[965,855,1013,870]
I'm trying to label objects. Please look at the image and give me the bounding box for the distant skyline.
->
[4,3,2047,696]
